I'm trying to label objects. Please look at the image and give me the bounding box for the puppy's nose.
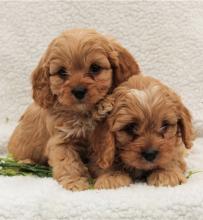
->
[141,148,159,162]
[71,86,87,100]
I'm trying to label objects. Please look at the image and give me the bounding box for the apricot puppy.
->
[8,29,140,191]
[91,75,193,189]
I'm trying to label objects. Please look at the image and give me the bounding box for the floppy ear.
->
[108,39,140,87]
[92,120,115,169]
[32,55,55,109]
[178,103,194,149]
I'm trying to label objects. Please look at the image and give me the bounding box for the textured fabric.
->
[0,1,203,220]
[0,138,203,220]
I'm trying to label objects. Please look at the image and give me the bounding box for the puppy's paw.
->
[93,96,114,121]
[94,172,132,189]
[19,159,35,164]
[147,170,186,187]
[59,176,90,191]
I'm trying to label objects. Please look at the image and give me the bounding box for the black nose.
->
[71,86,87,100]
[141,148,159,162]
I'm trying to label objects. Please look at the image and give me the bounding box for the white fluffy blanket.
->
[0,138,203,220]
[0,1,203,220]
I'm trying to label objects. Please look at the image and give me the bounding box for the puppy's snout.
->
[141,148,159,162]
[71,86,87,100]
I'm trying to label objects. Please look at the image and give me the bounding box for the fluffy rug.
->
[0,1,203,220]
[0,137,203,220]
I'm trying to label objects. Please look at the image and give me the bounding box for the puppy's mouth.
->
[68,96,104,112]
[72,102,94,112]
[120,151,160,171]
[130,160,158,171]
[57,93,97,111]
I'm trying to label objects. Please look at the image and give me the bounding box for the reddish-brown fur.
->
[8,29,140,191]
[90,75,194,189]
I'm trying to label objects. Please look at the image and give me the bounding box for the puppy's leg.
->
[8,104,49,164]
[94,170,133,189]
[147,159,187,187]
[46,134,90,191]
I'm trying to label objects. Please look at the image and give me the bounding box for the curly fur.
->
[90,74,194,189]
[8,29,140,191]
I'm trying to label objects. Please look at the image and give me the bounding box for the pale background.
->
[0,1,203,148]
[1,2,203,219]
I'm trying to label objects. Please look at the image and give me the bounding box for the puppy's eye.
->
[160,120,170,133]
[57,68,68,78]
[89,64,102,75]
[122,123,138,136]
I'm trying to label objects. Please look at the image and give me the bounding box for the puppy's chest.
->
[128,169,152,181]
[57,114,96,140]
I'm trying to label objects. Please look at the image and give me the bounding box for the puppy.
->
[8,29,140,191]
[91,74,193,189]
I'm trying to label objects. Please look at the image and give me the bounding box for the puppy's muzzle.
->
[71,86,87,100]
[141,148,159,162]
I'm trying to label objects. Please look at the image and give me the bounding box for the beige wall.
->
[0,1,202,129]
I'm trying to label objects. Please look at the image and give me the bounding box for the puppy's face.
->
[111,76,193,170]
[93,75,193,170]
[112,89,179,170]
[49,32,113,111]
[32,29,140,112]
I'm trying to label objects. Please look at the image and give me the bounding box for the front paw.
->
[93,96,114,121]
[59,176,90,191]
[19,159,34,164]
[147,170,186,187]
[94,172,132,189]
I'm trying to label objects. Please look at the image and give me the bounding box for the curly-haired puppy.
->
[8,29,140,191]
[91,74,194,189]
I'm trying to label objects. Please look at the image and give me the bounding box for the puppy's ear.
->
[32,54,55,109]
[92,120,115,169]
[108,39,140,87]
[178,103,194,149]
